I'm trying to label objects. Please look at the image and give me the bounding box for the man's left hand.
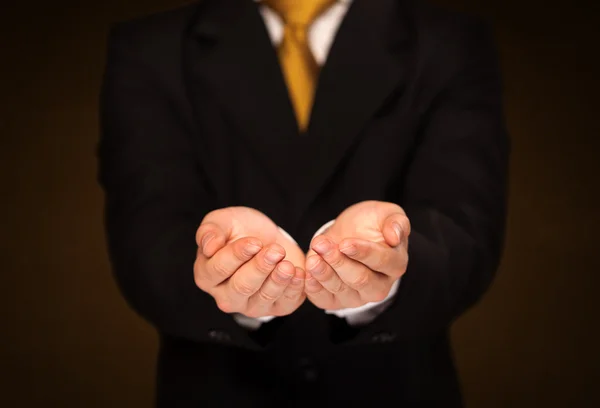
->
[304,201,410,310]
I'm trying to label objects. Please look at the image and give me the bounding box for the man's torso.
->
[109,0,485,405]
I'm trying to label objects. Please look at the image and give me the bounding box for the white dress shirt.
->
[233,0,400,330]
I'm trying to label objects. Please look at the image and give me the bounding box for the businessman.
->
[98,0,509,406]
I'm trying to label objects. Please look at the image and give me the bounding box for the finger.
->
[274,267,306,315]
[246,260,295,314]
[203,236,263,288]
[196,222,229,258]
[305,254,361,308]
[222,243,286,306]
[339,238,407,280]
[312,236,387,303]
[382,214,411,248]
[304,271,337,310]
[282,267,306,300]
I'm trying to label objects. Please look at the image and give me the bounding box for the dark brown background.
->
[1,0,599,407]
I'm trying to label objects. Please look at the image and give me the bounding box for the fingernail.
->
[306,256,322,274]
[244,243,262,256]
[248,238,263,247]
[392,222,403,242]
[277,265,293,280]
[313,239,331,254]
[265,249,284,265]
[339,244,357,256]
[201,233,215,252]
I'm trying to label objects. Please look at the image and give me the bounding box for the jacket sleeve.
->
[97,23,259,349]
[350,19,510,344]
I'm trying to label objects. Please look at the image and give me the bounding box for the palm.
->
[325,201,403,244]
[203,207,305,268]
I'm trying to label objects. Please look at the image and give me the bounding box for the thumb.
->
[382,213,410,248]
[196,217,232,258]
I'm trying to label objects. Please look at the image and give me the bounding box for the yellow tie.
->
[262,0,338,132]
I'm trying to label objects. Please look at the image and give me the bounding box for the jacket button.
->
[298,357,319,382]
[208,330,231,343]
[371,332,397,343]
[303,367,319,382]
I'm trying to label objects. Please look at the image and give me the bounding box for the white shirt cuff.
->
[232,313,275,330]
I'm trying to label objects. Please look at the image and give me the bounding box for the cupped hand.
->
[304,201,410,310]
[194,207,306,318]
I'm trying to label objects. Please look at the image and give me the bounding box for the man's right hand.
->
[194,207,306,318]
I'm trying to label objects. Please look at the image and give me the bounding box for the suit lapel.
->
[185,0,300,194]
[296,0,412,210]
[183,0,413,213]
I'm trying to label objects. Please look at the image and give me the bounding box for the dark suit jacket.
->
[98,0,509,406]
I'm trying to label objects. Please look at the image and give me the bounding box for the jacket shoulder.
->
[409,0,495,47]
[410,0,491,32]
[106,2,201,56]
[407,1,499,74]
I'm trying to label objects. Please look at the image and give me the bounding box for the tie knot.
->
[262,0,338,26]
